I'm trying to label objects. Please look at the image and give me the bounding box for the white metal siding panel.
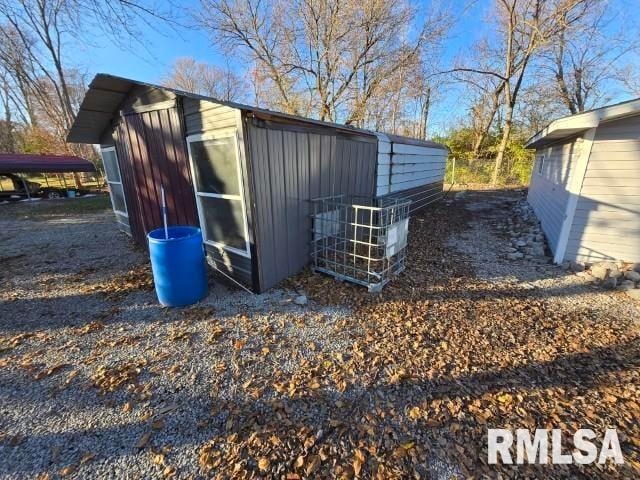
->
[565,115,640,263]
[527,137,582,253]
[376,138,446,198]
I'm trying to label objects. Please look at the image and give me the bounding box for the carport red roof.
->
[0,153,96,173]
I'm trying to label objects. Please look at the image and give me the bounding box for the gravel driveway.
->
[1,192,638,479]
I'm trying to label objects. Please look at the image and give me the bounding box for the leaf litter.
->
[1,190,638,479]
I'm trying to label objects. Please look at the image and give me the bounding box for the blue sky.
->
[62,0,640,135]
[71,0,489,134]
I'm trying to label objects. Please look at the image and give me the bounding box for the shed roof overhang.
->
[525,97,640,149]
[0,153,96,173]
[67,73,449,151]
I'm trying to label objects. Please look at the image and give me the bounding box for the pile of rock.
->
[568,260,640,299]
[498,200,550,262]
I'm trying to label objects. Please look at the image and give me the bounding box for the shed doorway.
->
[186,132,251,258]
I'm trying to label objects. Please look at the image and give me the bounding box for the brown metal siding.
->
[247,119,377,291]
[113,105,198,245]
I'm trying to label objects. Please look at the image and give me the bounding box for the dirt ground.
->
[0,191,638,479]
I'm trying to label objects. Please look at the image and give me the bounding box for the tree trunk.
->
[492,103,513,186]
[1,80,14,152]
[419,87,431,140]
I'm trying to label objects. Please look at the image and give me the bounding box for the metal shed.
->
[525,98,640,264]
[68,74,448,292]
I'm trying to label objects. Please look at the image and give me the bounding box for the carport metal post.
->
[19,174,31,200]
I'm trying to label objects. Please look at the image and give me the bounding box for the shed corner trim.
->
[553,127,597,264]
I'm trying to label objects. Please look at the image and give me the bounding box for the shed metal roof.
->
[0,153,96,173]
[525,97,640,149]
[67,73,448,152]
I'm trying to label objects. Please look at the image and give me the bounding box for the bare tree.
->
[0,0,179,160]
[541,4,636,114]
[196,0,449,127]
[0,74,16,152]
[617,63,640,96]
[163,57,245,101]
[454,0,593,185]
[450,38,507,158]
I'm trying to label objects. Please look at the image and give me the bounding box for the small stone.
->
[602,277,617,289]
[609,268,622,279]
[535,233,544,242]
[626,289,640,300]
[590,265,609,280]
[294,295,308,306]
[617,280,635,291]
[507,252,524,260]
[532,246,545,257]
[570,261,585,272]
[576,271,596,282]
[516,240,527,248]
[624,270,640,282]
[454,191,466,199]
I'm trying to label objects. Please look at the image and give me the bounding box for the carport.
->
[0,153,96,200]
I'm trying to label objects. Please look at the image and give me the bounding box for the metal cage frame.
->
[310,195,411,292]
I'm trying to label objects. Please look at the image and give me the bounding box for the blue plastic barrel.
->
[147,226,208,307]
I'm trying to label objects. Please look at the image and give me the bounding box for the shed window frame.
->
[537,154,545,175]
[100,146,128,219]
[186,131,251,258]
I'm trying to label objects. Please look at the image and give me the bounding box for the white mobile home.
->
[526,98,640,264]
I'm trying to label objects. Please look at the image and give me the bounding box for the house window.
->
[100,147,128,219]
[187,133,251,257]
[537,154,545,175]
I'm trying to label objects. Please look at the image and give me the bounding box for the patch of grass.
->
[0,195,111,219]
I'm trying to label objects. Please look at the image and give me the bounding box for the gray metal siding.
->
[565,115,640,263]
[527,136,582,253]
[247,120,377,291]
[118,85,176,112]
[205,244,253,285]
[182,99,256,288]
[183,98,237,136]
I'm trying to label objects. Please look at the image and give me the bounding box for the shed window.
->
[100,147,128,218]
[187,134,250,257]
[537,155,545,175]
[190,139,240,196]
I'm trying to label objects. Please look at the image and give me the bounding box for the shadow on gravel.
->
[1,337,638,477]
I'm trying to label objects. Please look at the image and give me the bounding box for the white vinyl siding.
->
[527,136,582,254]
[565,114,640,263]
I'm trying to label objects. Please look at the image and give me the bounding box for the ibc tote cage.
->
[310,195,411,292]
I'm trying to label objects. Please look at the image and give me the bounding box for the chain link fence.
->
[445,157,533,186]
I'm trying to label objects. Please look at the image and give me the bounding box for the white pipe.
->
[161,185,168,239]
